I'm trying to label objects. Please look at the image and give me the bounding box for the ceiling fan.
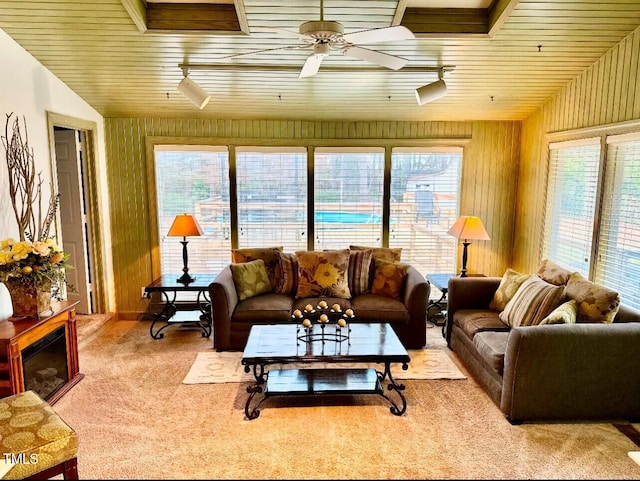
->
[216,0,415,78]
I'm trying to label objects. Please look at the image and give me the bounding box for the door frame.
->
[46,111,107,313]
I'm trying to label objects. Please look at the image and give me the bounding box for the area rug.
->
[182,348,466,384]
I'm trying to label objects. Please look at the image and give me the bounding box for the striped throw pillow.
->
[348,249,373,296]
[499,275,565,327]
[275,252,298,295]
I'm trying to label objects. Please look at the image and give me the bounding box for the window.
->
[154,146,231,275]
[595,133,640,308]
[390,148,462,272]
[542,138,601,277]
[236,148,307,251]
[314,148,384,250]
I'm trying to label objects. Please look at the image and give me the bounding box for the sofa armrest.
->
[209,265,239,350]
[399,266,430,347]
[501,323,640,423]
[446,276,501,345]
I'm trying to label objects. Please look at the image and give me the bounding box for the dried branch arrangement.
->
[2,113,59,242]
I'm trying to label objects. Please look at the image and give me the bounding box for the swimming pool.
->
[315,211,382,224]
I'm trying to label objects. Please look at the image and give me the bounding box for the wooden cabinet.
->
[0,301,84,404]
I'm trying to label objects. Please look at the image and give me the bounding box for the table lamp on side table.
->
[167,213,204,284]
[447,215,490,277]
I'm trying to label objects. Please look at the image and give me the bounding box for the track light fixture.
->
[177,69,211,109]
[415,67,448,106]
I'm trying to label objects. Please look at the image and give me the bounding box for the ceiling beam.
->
[120,0,147,33]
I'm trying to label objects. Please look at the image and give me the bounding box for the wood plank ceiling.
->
[1,0,640,122]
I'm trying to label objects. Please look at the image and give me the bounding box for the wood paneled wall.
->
[105,119,520,318]
[515,25,640,274]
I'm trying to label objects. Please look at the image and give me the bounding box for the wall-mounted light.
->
[415,68,448,106]
[177,71,211,109]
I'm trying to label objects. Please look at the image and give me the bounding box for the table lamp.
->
[447,215,490,277]
[167,213,204,284]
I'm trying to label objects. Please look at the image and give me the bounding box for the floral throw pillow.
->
[565,272,620,323]
[489,268,531,311]
[231,246,283,291]
[295,249,351,299]
[371,258,410,301]
[539,299,578,325]
[229,259,272,301]
[536,258,574,286]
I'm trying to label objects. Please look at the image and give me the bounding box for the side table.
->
[144,273,217,339]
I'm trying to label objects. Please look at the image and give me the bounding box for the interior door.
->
[54,128,92,314]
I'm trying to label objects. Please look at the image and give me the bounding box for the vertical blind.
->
[314,148,384,251]
[390,148,462,273]
[542,138,601,277]
[235,147,307,251]
[154,146,231,275]
[595,133,640,308]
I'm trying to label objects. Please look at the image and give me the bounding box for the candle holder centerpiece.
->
[292,300,355,345]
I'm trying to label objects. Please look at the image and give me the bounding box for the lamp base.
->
[176,272,195,284]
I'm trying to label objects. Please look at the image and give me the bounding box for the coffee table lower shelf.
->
[244,367,406,419]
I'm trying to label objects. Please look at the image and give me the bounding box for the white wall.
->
[0,28,115,312]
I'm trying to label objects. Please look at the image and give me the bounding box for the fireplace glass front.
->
[22,325,69,401]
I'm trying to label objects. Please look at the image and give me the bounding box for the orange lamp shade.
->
[447,215,490,241]
[167,214,204,237]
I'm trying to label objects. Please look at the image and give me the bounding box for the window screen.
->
[236,147,307,251]
[542,138,601,277]
[154,146,231,275]
[390,148,462,272]
[314,148,384,250]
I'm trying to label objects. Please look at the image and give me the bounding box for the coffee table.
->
[241,323,410,419]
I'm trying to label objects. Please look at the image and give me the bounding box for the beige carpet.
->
[48,319,640,479]
[183,348,466,384]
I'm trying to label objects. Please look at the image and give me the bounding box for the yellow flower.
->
[313,263,338,288]
[10,241,31,261]
[0,238,15,249]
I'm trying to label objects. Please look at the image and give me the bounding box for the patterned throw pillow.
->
[564,272,620,323]
[229,259,272,301]
[489,268,531,311]
[274,251,298,295]
[231,247,283,291]
[536,258,574,286]
[295,249,351,299]
[371,258,410,300]
[539,299,578,325]
[499,275,566,327]
[348,249,373,296]
[349,245,402,262]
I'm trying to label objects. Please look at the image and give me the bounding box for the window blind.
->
[389,148,462,273]
[235,147,307,251]
[595,135,640,308]
[313,148,384,251]
[154,147,231,275]
[542,139,601,277]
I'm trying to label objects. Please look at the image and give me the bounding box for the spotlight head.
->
[415,79,447,106]
[177,76,211,109]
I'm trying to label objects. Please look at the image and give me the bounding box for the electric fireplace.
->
[22,325,69,401]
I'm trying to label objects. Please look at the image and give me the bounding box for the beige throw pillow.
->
[489,268,531,311]
[230,259,272,301]
[536,258,574,286]
[499,275,566,327]
[295,249,351,299]
[564,272,620,323]
[371,258,410,301]
[539,299,578,325]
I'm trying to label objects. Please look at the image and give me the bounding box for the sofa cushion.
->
[229,259,272,301]
[232,293,293,323]
[536,258,574,286]
[565,272,620,323]
[350,294,409,324]
[453,309,509,341]
[348,248,373,296]
[232,246,283,291]
[295,249,351,299]
[371,258,409,300]
[540,299,578,325]
[473,331,510,375]
[499,275,565,327]
[275,252,298,295]
[489,268,531,311]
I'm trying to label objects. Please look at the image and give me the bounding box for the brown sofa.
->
[209,252,430,351]
[446,274,640,424]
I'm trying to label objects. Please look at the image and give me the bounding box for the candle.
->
[305,304,314,312]
[302,319,311,327]
[345,308,354,317]
[319,314,329,323]
[332,303,342,312]
[318,300,328,309]
[293,309,302,318]
[337,319,347,327]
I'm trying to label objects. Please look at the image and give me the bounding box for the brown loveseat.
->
[446,260,640,424]
[209,246,430,351]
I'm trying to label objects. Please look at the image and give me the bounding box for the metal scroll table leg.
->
[376,361,408,416]
[149,290,177,339]
[243,364,269,420]
[196,290,212,338]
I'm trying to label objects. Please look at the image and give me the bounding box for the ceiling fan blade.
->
[342,46,408,70]
[252,26,310,41]
[299,53,325,78]
[342,25,415,44]
[213,44,307,61]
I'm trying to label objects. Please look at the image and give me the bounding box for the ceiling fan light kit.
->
[177,76,211,109]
